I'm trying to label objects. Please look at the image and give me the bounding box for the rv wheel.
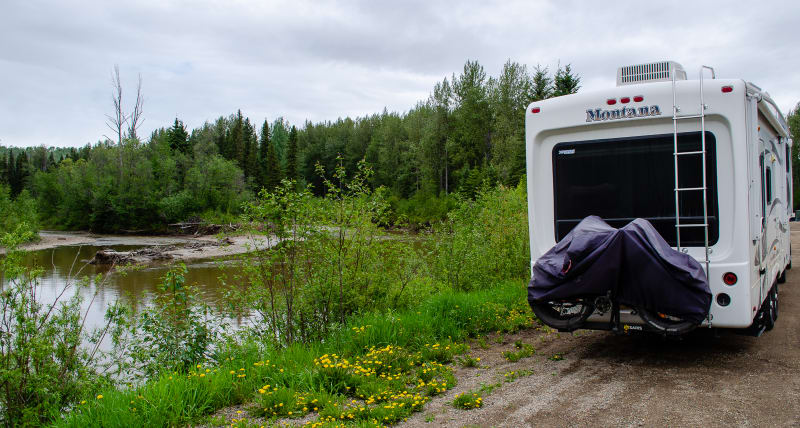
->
[637,309,698,336]
[765,286,778,331]
[772,286,779,323]
[529,299,595,332]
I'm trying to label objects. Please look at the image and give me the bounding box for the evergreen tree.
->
[213,117,230,159]
[553,63,581,97]
[243,119,259,183]
[47,152,56,171]
[11,151,28,197]
[231,110,245,167]
[530,65,553,101]
[258,120,270,188]
[287,125,298,181]
[0,153,7,186]
[264,138,282,190]
[168,118,190,153]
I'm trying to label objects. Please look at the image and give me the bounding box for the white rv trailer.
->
[526,61,792,334]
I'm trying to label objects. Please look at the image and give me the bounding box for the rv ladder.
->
[671,66,714,275]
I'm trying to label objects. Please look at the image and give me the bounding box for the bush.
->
[388,191,457,227]
[431,182,529,290]
[0,229,119,425]
[112,263,222,380]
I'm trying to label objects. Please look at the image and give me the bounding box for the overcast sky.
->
[1,0,799,147]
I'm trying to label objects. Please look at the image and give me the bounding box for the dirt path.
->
[401,230,800,428]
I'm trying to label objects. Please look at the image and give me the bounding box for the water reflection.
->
[3,244,245,333]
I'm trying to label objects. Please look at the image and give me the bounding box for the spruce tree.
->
[287,125,298,181]
[530,65,553,101]
[11,151,28,197]
[168,118,190,153]
[258,120,270,189]
[553,64,581,97]
[243,119,258,181]
[231,110,245,168]
[265,139,282,191]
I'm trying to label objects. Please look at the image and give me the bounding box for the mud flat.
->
[6,231,274,263]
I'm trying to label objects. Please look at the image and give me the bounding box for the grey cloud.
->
[1,0,799,147]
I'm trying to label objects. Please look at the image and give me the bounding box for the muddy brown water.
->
[2,241,248,334]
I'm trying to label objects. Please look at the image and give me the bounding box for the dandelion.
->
[96,394,103,399]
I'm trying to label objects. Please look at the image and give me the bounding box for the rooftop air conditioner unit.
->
[616,61,687,86]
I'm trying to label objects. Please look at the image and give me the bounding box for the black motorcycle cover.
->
[528,216,711,324]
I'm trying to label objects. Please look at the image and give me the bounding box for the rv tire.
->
[778,270,786,284]
[637,309,698,336]
[765,286,778,331]
[529,299,595,332]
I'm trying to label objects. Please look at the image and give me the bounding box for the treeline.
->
[2,59,580,232]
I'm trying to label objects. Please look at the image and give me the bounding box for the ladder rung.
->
[673,114,704,120]
[675,187,706,191]
[675,224,708,228]
[674,150,705,156]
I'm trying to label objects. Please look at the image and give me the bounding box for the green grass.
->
[502,341,534,362]
[56,280,534,427]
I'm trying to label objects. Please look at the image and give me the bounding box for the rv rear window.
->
[552,132,718,247]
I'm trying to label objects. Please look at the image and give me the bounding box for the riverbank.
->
[5,230,273,262]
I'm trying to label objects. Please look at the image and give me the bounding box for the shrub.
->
[0,229,119,425]
[112,263,222,379]
[432,182,529,291]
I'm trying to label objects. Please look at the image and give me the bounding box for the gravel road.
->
[401,227,800,428]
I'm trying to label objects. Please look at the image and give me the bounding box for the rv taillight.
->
[723,272,737,285]
[721,86,733,93]
[633,95,644,102]
[531,107,541,113]
[606,98,617,105]
[620,97,631,103]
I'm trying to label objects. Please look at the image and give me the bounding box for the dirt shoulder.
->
[399,230,800,428]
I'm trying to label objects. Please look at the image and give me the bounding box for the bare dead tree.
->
[127,73,144,141]
[104,65,125,145]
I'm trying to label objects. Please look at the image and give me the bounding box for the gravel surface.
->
[400,227,800,428]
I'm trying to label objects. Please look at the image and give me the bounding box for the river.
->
[2,234,250,335]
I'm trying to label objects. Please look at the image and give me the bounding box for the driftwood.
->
[90,239,230,265]
[90,248,174,265]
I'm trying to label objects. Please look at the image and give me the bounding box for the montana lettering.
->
[585,105,662,122]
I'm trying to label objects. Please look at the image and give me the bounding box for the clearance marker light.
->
[723,272,737,285]
[721,85,733,93]
[633,95,644,102]
[607,98,617,105]
[620,97,631,103]
[531,107,541,113]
